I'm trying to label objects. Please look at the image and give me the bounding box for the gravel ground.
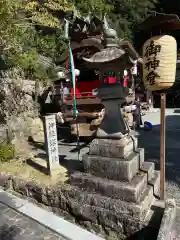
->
[140,108,180,203]
[140,108,180,239]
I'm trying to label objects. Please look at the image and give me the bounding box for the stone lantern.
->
[70,16,161,240]
[83,17,137,139]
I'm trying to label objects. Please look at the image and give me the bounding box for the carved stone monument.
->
[70,17,160,238]
[43,114,59,175]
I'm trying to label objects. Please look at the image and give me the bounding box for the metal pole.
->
[160,93,166,200]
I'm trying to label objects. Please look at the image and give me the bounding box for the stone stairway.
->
[68,135,161,239]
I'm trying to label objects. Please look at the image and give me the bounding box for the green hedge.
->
[0,142,15,162]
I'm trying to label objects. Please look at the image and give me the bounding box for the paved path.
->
[0,202,61,240]
[0,188,104,240]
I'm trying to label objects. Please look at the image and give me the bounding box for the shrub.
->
[0,142,15,162]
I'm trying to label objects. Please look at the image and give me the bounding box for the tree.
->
[73,0,112,18]
[0,0,34,65]
[157,0,180,15]
[107,0,157,40]
[0,0,60,83]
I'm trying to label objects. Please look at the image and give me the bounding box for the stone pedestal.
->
[70,135,160,238]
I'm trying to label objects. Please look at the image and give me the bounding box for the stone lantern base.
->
[70,135,160,238]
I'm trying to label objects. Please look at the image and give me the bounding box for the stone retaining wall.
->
[0,172,158,240]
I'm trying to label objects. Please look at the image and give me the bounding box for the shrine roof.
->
[140,12,180,33]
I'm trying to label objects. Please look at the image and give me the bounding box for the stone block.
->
[65,198,150,237]
[140,162,155,181]
[136,148,145,166]
[62,185,154,219]
[71,172,147,203]
[149,170,160,197]
[82,152,140,182]
[157,199,176,240]
[89,136,138,158]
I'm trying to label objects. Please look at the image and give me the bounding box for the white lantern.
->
[143,35,177,91]
[124,69,128,76]
[74,69,80,76]
[131,60,137,75]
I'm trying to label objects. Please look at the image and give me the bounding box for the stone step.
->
[62,185,154,219]
[82,152,140,182]
[65,197,155,238]
[148,170,160,198]
[136,148,145,166]
[140,162,155,181]
[70,172,148,203]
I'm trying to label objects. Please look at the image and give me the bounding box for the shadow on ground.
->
[26,152,83,177]
[137,114,180,185]
[26,156,50,176]
[126,204,164,240]
[59,154,84,175]
[174,109,180,114]
[0,224,22,240]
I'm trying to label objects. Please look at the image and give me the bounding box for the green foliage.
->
[0,0,37,74]
[35,30,67,59]
[107,0,157,40]
[14,49,38,71]
[0,142,15,163]
[25,0,75,29]
[0,0,63,82]
[73,0,112,18]
[0,0,29,58]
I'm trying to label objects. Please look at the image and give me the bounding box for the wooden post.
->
[160,93,166,200]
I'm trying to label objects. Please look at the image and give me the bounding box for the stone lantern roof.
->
[83,47,125,64]
[82,16,138,70]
